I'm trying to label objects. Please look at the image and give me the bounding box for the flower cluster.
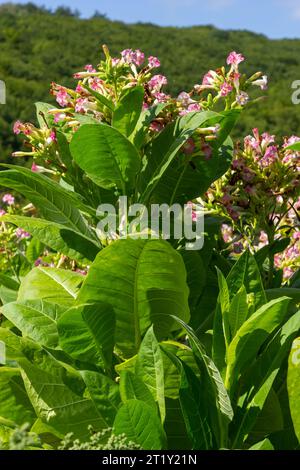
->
[208,130,300,281]
[11,46,266,175]
[194,51,267,110]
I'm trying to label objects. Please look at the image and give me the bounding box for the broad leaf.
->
[0,367,36,426]
[231,311,300,448]
[58,302,115,370]
[287,336,300,444]
[0,165,94,238]
[179,362,213,450]
[225,297,290,392]
[171,316,233,448]
[119,370,157,410]
[2,299,65,348]
[80,370,120,426]
[18,267,83,306]
[112,86,144,137]
[2,215,99,263]
[114,399,166,450]
[77,239,190,358]
[135,326,165,422]
[70,124,141,192]
[226,251,266,312]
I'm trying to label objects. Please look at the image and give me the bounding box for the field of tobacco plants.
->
[0,44,299,451]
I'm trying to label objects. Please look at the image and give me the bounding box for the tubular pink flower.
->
[182,138,195,155]
[153,92,169,103]
[54,113,66,123]
[148,74,168,92]
[2,194,15,205]
[56,88,70,107]
[0,209,6,216]
[227,51,245,66]
[84,64,96,73]
[134,49,145,67]
[220,82,233,97]
[13,120,24,135]
[15,228,31,240]
[148,56,161,68]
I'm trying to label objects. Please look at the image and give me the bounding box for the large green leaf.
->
[140,110,239,204]
[112,86,144,137]
[18,350,109,439]
[0,367,36,426]
[164,397,191,450]
[1,299,65,348]
[58,303,115,370]
[226,251,266,312]
[212,269,230,377]
[77,239,190,358]
[135,326,165,422]
[2,215,99,263]
[114,399,166,450]
[171,316,233,448]
[0,165,94,238]
[119,370,157,410]
[179,361,213,450]
[288,336,300,444]
[17,267,83,306]
[228,285,248,339]
[80,371,120,426]
[70,124,141,192]
[225,297,290,392]
[231,311,300,448]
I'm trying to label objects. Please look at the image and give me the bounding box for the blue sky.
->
[2,0,300,39]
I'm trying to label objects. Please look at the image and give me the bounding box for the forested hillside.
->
[0,2,300,161]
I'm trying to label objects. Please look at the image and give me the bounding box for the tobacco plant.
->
[0,46,299,450]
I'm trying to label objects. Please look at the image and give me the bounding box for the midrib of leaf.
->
[102,131,126,195]
[133,244,145,350]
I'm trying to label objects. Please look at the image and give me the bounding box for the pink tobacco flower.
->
[15,228,31,239]
[259,145,278,167]
[148,56,161,68]
[220,82,233,97]
[2,194,15,205]
[13,120,24,135]
[111,58,120,67]
[121,49,145,66]
[293,231,300,240]
[153,92,169,103]
[54,113,66,123]
[0,209,6,216]
[182,138,196,155]
[227,51,245,67]
[202,70,219,87]
[31,162,38,172]
[84,64,97,73]
[187,103,202,112]
[55,87,70,107]
[177,92,193,106]
[283,135,300,148]
[202,143,212,160]
[134,49,145,66]
[148,75,168,92]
